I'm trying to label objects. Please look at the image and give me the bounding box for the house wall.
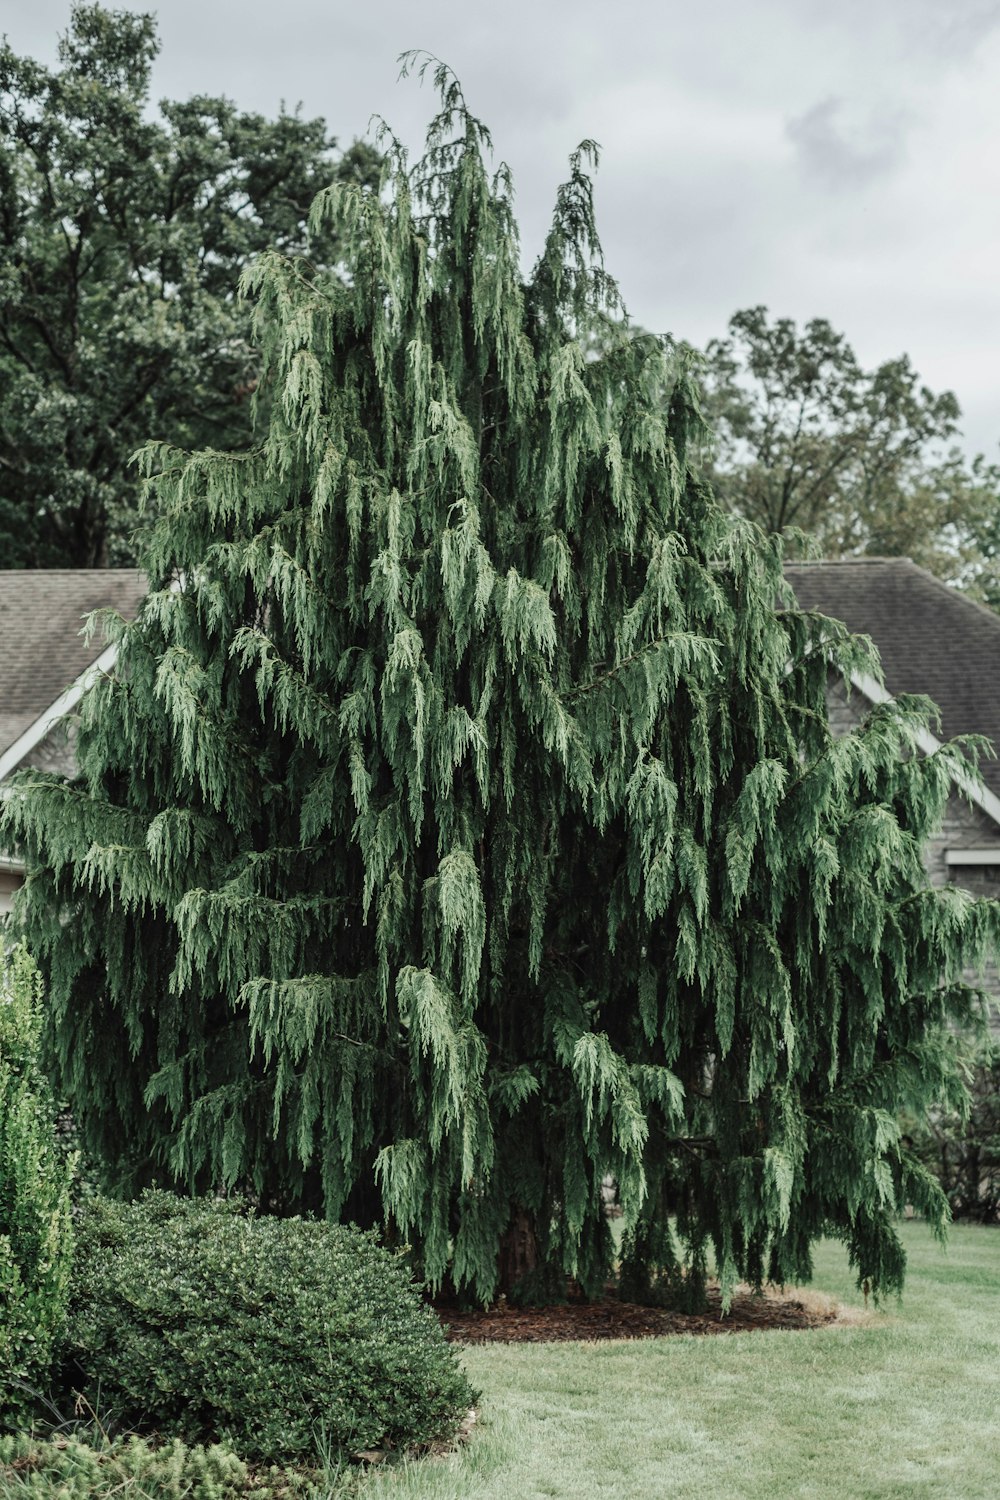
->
[827,673,1000,1025]
[827,673,1000,888]
[0,868,19,917]
[1,724,76,918]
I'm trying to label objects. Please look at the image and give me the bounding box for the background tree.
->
[948,470,1000,611]
[0,2,379,568]
[4,61,997,1308]
[906,1038,1000,1224]
[699,306,1000,593]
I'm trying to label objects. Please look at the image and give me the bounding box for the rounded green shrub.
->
[0,945,75,1425]
[62,1192,473,1462]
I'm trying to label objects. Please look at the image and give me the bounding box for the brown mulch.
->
[437,1286,841,1344]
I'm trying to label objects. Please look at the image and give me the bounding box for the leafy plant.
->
[698,305,1000,598]
[0,3,378,566]
[908,1039,1000,1223]
[0,945,75,1426]
[0,1430,313,1499]
[60,1192,473,1463]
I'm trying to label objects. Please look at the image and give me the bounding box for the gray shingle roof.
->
[785,558,1000,799]
[0,570,146,755]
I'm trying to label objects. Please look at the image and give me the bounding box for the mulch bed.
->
[437,1287,839,1343]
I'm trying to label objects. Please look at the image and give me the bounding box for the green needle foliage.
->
[4,58,998,1308]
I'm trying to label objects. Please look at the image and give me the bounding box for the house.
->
[784,558,1000,899]
[0,569,145,915]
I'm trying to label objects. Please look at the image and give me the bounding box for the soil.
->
[437,1285,843,1344]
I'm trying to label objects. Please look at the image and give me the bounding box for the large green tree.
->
[4,62,997,1307]
[700,306,1000,593]
[0,3,378,567]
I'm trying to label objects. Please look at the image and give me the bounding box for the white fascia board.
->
[847,667,1000,832]
[945,849,1000,866]
[0,855,25,876]
[0,640,119,784]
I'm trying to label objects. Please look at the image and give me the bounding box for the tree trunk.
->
[497,1206,538,1297]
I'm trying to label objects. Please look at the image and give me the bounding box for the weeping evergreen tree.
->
[4,59,998,1306]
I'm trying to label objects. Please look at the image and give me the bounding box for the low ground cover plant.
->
[0,1431,313,1499]
[59,1192,473,1464]
[0,945,75,1425]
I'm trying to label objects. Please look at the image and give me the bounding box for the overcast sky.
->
[6,0,1000,457]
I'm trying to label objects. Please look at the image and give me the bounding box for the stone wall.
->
[827,673,1000,889]
[827,673,1000,1025]
[0,866,19,917]
[0,724,76,917]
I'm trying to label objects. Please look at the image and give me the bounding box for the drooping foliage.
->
[4,59,998,1307]
[908,1037,1000,1224]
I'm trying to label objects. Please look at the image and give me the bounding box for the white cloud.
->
[785,98,910,188]
[5,0,1000,454]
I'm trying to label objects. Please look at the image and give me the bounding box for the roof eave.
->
[849,667,1000,831]
[0,640,119,784]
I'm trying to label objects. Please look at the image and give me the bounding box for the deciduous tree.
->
[700,306,1000,594]
[0,3,378,566]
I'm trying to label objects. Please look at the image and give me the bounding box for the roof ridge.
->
[893,557,1000,632]
[783,557,915,568]
[783,557,1000,631]
[0,568,143,578]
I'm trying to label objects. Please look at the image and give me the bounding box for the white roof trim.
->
[945,849,1000,866]
[847,667,1000,831]
[0,855,24,876]
[0,640,119,784]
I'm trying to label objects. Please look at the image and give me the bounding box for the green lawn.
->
[349,1220,1000,1500]
[3,1221,997,1500]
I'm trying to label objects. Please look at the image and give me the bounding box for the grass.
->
[347,1219,1000,1500]
[2,1220,997,1499]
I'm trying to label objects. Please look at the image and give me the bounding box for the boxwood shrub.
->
[61,1192,473,1463]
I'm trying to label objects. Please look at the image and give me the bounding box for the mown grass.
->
[2,1220,997,1499]
[348,1220,1000,1500]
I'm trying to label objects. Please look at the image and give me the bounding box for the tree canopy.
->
[0,2,378,567]
[699,306,1000,597]
[4,59,997,1308]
